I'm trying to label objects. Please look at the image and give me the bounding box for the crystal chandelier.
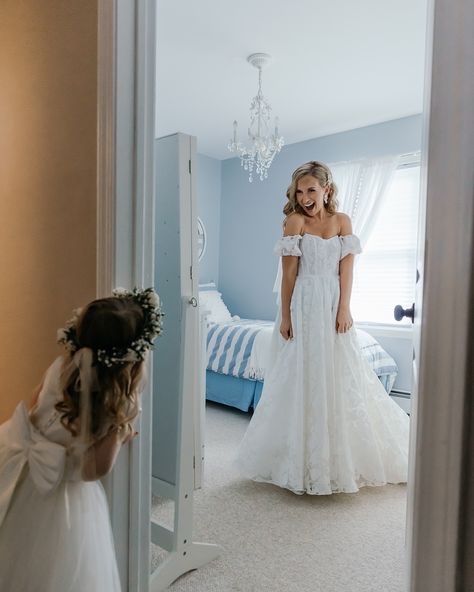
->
[228,53,284,182]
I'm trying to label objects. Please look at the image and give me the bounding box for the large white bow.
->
[0,402,66,527]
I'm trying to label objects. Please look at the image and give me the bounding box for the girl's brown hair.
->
[283,161,339,217]
[55,297,145,440]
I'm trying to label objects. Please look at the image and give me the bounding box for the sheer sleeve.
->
[274,235,303,257]
[340,234,362,260]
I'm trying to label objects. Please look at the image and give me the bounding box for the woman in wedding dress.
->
[0,288,162,591]
[236,161,410,495]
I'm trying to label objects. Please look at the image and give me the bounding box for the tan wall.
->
[0,1,98,422]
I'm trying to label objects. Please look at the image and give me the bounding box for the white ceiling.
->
[155,0,428,160]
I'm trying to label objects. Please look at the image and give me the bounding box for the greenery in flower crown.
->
[57,287,163,367]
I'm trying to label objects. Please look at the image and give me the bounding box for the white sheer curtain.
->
[273,155,400,303]
[330,156,400,245]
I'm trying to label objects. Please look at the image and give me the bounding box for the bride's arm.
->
[337,214,355,333]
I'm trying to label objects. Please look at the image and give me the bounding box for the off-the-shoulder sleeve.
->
[340,234,362,259]
[274,235,303,257]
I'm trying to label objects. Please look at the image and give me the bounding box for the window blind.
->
[351,165,421,325]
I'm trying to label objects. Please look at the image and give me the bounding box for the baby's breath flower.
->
[57,287,163,366]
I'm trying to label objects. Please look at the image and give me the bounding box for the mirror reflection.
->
[152,1,427,589]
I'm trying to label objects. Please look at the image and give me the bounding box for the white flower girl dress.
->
[236,233,410,495]
[0,357,122,592]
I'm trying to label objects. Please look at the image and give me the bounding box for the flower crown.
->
[57,287,163,367]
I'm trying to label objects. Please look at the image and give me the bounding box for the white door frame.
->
[97,1,156,590]
[97,0,474,589]
[408,0,474,590]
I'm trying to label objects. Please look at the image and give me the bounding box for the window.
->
[351,164,421,325]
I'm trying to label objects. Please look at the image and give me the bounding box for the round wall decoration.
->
[197,217,207,262]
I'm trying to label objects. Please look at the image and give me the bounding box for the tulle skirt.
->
[236,275,410,495]
[0,468,121,592]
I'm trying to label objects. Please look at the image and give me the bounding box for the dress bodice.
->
[274,233,362,277]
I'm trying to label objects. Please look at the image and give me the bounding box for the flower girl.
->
[0,288,162,592]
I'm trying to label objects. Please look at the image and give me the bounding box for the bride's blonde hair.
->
[283,161,339,217]
[55,297,146,440]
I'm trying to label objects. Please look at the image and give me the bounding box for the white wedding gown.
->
[236,233,410,495]
[0,357,122,592]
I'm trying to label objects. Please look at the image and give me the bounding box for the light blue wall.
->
[219,115,423,321]
[153,134,183,484]
[197,153,221,285]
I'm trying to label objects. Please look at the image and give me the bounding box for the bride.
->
[236,161,410,495]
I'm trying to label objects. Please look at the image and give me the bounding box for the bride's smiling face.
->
[295,175,326,217]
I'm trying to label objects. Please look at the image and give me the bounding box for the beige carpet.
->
[151,402,408,592]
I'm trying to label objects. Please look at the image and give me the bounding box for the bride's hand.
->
[336,307,353,333]
[280,317,294,340]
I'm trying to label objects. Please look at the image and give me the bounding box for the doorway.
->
[151,1,426,590]
[101,0,474,590]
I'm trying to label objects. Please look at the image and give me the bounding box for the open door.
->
[403,29,429,588]
[405,0,474,590]
[150,133,221,591]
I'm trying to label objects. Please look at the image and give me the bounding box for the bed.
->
[200,285,398,412]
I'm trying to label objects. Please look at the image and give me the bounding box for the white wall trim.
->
[97,0,116,299]
[355,322,413,340]
[398,152,421,168]
[97,1,156,590]
[129,1,156,591]
[97,1,130,589]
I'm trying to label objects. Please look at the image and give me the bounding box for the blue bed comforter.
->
[206,320,398,393]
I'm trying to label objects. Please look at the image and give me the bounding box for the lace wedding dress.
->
[0,357,122,592]
[236,233,410,495]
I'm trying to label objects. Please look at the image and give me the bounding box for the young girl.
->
[0,287,162,592]
[237,161,410,495]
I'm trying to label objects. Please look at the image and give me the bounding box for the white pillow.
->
[355,328,379,348]
[199,289,233,324]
